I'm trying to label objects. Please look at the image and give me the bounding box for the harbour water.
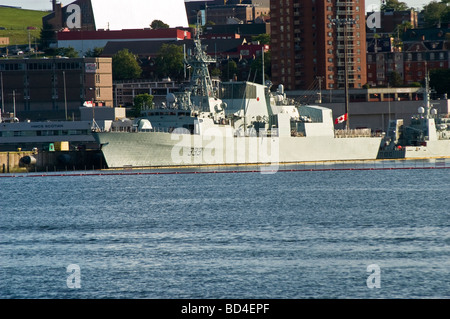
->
[0,159,449,299]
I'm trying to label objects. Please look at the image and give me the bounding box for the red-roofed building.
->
[57,28,191,56]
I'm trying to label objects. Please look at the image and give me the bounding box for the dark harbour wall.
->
[0,150,105,173]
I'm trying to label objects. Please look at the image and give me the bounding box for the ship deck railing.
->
[99,126,193,134]
[334,128,375,138]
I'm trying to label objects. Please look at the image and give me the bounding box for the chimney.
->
[52,0,57,11]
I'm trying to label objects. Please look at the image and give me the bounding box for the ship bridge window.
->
[41,130,55,136]
[221,83,257,99]
[66,130,88,135]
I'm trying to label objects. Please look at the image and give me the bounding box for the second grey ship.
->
[378,73,450,159]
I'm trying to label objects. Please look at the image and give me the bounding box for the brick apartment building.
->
[366,27,449,86]
[185,0,270,25]
[365,9,418,34]
[43,0,96,32]
[0,57,112,120]
[270,0,367,91]
[204,3,270,25]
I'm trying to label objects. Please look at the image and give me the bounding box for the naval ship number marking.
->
[189,147,203,157]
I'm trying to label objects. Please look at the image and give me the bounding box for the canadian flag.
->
[335,113,348,124]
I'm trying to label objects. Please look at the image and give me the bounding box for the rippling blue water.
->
[1,164,449,299]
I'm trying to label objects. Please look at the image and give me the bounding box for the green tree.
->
[45,47,79,57]
[423,1,450,27]
[112,49,142,81]
[252,34,271,45]
[395,21,413,37]
[40,23,55,50]
[150,20,169,29]
[250,51,271,83]
[430,69,450,95]
[155,44,184,81]
[58,47,79,58]
[381,0,409,11]
[85,47,104,57]
[133,93,154,117]
[222,59,237,82]
[388,71,403,87]
[210,67,222,78]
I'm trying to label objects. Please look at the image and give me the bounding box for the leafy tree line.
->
[111,43,271,84]
[381,0,450,27]
[421,0,450,27]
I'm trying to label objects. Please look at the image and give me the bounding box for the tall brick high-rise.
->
[270,0,367,91]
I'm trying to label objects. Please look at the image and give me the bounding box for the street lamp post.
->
[63,71,68,121]
[316,76,324,103]
[330,17,356,130]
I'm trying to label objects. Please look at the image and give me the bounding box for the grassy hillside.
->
[0,7,47,47]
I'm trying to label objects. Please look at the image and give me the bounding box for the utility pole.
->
[1,72,4,114]
[13,90,16,119]
[8,90,21,121]
[261,46,265,85]
[330,17,356,130]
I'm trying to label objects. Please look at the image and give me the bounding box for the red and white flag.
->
[335,113,348,124]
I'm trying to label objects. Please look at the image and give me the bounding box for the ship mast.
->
[186,13,216,111]
[423,71,431,119]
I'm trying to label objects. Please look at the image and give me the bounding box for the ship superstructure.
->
[378,73,450,159]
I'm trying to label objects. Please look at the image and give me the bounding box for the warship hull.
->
[378,140,450,159]
[94,131,382,169]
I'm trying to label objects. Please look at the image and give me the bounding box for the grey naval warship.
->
[93,25,382,169]
[378,73,450,159]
